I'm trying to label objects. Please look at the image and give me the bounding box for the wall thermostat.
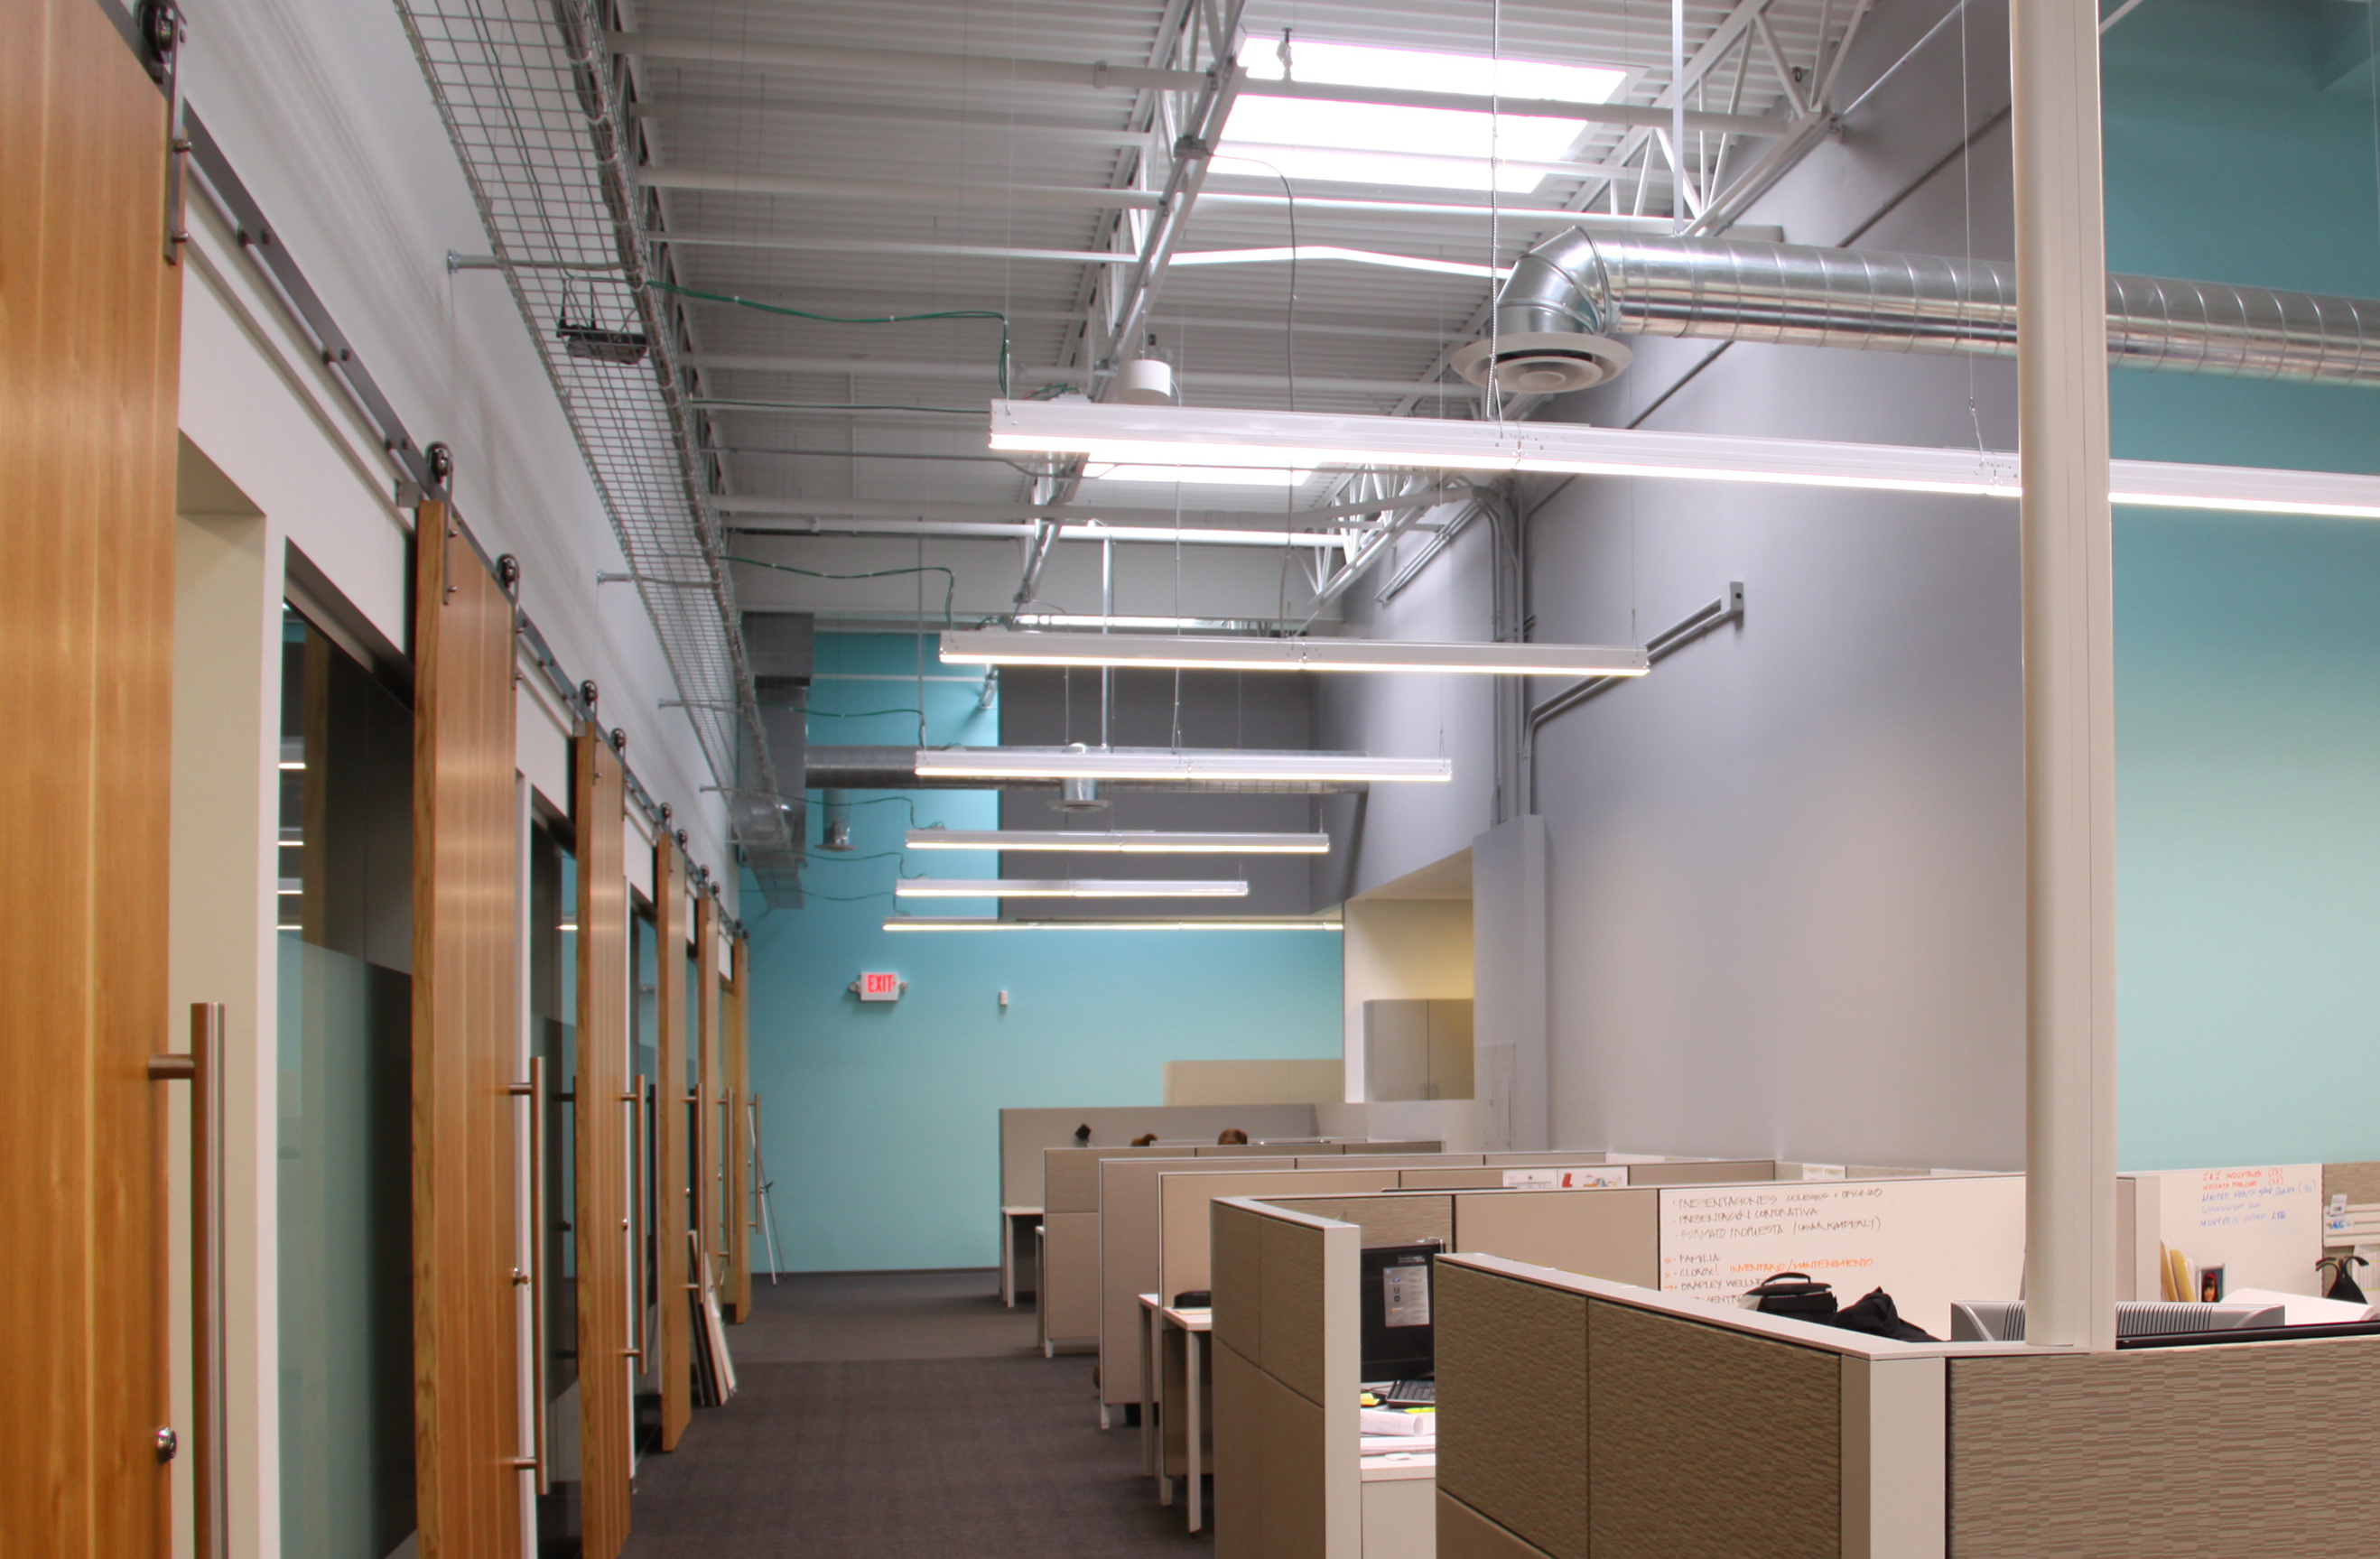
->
[851,971,906,1002]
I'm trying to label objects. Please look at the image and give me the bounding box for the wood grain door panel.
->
[411,502,523,1555]
[0,0,180,1549]
[651,841,692,1448]
[573,724,631,1557]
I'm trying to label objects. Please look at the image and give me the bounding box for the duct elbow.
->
[1452,233,1634,395]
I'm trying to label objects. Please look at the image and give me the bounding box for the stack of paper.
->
[1360,1406,1436,1436]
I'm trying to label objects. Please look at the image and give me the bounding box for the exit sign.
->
[853,971,906,1002]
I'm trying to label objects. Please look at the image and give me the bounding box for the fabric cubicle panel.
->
[1212,1201,1362,1559]
[1433,1263,1588,1559]
[999,1105,1324,1205]
[1039,1213,1102,1346]
[1432,1258,1943,1559]
[1160,1170,1408,1309]
[1266,1195,1456,1252]
[1094,1145,1450,1406]
[1623,1159,1780,1186]
[1948,1341,2380,1553]
[1451,1190,1664,1290]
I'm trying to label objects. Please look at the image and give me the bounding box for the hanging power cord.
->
[724,555,958,627]
[645,280,1013,395]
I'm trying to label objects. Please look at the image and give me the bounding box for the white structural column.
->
[2011,0,2120,1351]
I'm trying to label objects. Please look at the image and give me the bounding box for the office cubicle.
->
[1040,1140,1443,1354]
[1131,1156,1784,1406]
[1101,1152,1708,1420]
[1434,1253,2380,1559]
[1210,1171,2048,1559]
[996,1105,1325,1307]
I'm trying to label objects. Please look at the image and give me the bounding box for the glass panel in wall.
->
[276,608,416,1559]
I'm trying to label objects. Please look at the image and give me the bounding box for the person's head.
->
[1217,1128,1249,1146]
[1130,1133,1158,1146]
[1073,1123,1092,1145]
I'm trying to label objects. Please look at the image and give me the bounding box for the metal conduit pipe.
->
[1457,232,2380,394]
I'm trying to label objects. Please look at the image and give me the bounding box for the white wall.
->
[172,0,735,882]
[1341,896,1474,1101]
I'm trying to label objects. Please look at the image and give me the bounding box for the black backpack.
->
[1745,1272,1838,1322]
[1745,1272,1939,1342]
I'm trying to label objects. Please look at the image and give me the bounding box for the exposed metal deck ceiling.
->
[395,0,1871,887]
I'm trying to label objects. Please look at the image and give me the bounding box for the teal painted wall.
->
[742,634,1344,1271]
[2106,0,2380,1165]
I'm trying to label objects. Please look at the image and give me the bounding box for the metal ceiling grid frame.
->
[395,0,805,901]
[395,0,1877,728]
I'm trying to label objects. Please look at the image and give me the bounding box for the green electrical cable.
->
[724,555,956,628]
[646,280,1013,396]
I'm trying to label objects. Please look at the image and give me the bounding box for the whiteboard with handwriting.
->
[2148,1164,2321,1295]
[1657,1176,2027,1339]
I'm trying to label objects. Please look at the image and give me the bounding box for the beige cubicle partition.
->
[1111,1156,1776,1418]
[1096,1145,1453,1408]
[999,1104,1326,1207]
[1435,1252,2380,1559]
[1212,1200,1364,1559]
[1222,1171,2158,1559]
[1041,1140,1439,1354]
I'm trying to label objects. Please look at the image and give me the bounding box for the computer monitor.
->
[1358,1241,1441,1383]
[1948,1299,2287,1342]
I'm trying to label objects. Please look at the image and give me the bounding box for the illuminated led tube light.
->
[911,747,1452,784]
[893,878,1251,898]
[988,400,2380,521]
[939,629,1648,678]
[883,916,1343,931]
[905,829,1333,853]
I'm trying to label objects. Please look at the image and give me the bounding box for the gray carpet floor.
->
[621,1271,1209,1556]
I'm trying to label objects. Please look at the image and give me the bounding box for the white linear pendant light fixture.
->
[911,747,1453,784]
[893,878,1252,898]
[988,400,2380,520]
[906,829,1333,854]
[884,916,1343,932]
[940,629,1648,678]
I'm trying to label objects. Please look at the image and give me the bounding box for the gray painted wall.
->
[997,664,1325,914]
[1316,0,2033,1168]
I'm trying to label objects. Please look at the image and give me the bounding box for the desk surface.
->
[1361,1452,1436,1480]
[1161,1306,1212,1332]
[1002,1204,1044,1218]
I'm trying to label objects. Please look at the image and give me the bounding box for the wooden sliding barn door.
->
[695,895,724,1300]
[651,839,693,1449]
[727,937,753,1321]
[573,724,631,1557]
[411,501,522,1556]
[0,0,181,1550]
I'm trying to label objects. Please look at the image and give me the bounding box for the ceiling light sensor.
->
[1115,357,1175,404]
[1450,331,1634,394]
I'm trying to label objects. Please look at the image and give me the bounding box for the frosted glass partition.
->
[274,613,416,1559]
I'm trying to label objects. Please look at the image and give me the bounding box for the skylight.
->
[1223,40,1628,193]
